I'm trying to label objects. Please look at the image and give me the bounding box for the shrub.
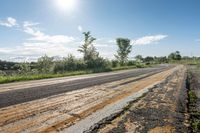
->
[37,55,54,73]
[111,60,119,68]
[127,60,136,66]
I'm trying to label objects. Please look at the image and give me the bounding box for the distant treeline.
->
[0,32,199,76]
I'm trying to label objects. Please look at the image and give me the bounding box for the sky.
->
[0,0,200,62]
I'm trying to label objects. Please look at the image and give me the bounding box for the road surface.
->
[0,65,171,108]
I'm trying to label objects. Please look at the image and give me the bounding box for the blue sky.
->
[0,0,200,62]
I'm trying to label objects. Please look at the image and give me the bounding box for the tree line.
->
[0,31,194,76]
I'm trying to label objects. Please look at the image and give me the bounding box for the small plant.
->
[188,91,197,104]
[192,122,200,132]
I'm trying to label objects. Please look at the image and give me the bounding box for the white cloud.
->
[0,19,80,62]
[0,17,17,27]
[23,21,75,44]
[132,35,168,45]
[0,42,82,62]
[78,25,83,32]
[0,17,169,62]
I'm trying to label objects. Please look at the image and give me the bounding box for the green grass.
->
[188,91,197,104]
[0,64,155,84]
[0,71,92,84]
[192,122,200,132]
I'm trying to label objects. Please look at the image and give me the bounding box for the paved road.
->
[0,65,173,108]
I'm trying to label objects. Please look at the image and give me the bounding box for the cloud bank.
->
[0,17,168,62]
[132,35,167,45]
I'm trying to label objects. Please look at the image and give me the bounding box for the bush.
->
[87,57,111,72]
[53,61,65,73]
[136,63,145,68]
[127,60,136,66]
[0,70,6,76]
[111,60,119,68]
[76,59,87,70]
[37,55,54,73]
[17,62,32,75]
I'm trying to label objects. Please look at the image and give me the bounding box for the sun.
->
[55,0,77,11]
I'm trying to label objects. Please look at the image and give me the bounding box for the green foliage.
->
[168,51,182,61]
[63,54,78,71]
[154,56,168,64]
[135,62,146,68]
[0,60,18,70]
[78,31,97,62]
[188,91,197,103]
[0,70,6,76]
[144,56,154,65]
[18,62,32,74]
[192,122,200,132]
[53,55,86,74]
[127,60,136,66]
[78,31,111,71]
[115,38,132,66]
[37,55,54,73]
[0,71,91,84]
[0,31,191,84]
[111,60,119,68]
[135,55,143,62]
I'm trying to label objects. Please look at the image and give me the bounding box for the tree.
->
[168,51,182,61]
[154,56,168,64]
[144,56,154,64]
[37,55,54,73]
[135,55,143,62]
[115,38,132,66]
[78,31,97,62]
[18,62,31,74]
[63,54,77,71]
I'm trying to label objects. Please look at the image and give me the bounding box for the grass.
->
[188,91,197,104]
[192,122,200,132]
[0,71,92,84]
[0,64,154,84]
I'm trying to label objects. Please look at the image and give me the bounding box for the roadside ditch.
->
[187,70,200,133]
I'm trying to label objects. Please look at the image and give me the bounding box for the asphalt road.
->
[0,65,173,108]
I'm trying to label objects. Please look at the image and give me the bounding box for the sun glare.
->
[55,0,77,11]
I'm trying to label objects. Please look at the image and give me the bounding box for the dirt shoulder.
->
[88,66,189,133]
